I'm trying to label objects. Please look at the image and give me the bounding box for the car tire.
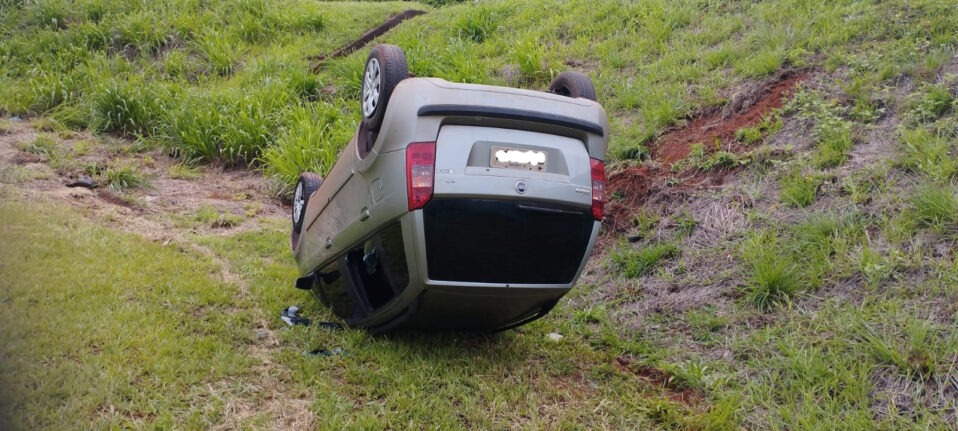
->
[292,172,323,234]
[547,71,597,101]
[361,44,408,132]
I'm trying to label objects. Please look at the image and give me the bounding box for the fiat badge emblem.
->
[515,180,528,194]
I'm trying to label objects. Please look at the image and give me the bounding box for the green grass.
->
[909,83,956,125]
[259,104,352,197]
[18,134,59,161]
[746,253,801,310]
[194,205,244,228]
[779,168,823,207]
[0,198,259,429]
[3,0,958,429]
[611,242,677,278]
[0,0,426,171]
[0,194,758,429]
[899,127,958,182]
[814,123,854,168]
[168,162,201,180]
[103,164,149,191]
[910,183,958,229]
[3,0,956,190]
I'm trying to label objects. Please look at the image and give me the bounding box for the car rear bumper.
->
[352,198,600,331]
[422,198,594,284]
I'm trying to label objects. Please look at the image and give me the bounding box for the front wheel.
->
[292,172,323,235]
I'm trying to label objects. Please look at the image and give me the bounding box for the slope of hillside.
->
[1,0,957,429]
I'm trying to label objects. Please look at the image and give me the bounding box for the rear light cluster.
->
[406,142,436,211]
[590,158,605,221]
[406,143,604,220]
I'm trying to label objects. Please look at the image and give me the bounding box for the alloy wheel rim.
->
[362,58,381,118]
[293,182,304,224]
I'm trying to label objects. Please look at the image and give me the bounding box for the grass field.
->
[2,0,958,429]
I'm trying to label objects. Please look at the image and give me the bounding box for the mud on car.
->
[290,44,609,332]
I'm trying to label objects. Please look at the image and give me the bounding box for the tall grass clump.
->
[455,5,499,43]
[326,55,367,100]
[899,128,957,182]
[779,169,822,207]
[612,242,677,278]
[12,67,85,114]
[279,5,326,34]
[741,232,803,311]
[260,104,353,197]
[22,0,70,30]
[856,317,958,380]
[814,122,854,168]
[104,164,149,192]
[164,82,293,165]
[89,78,167,136]
[509,32,548,84]
[165,93,224,164]
[908,83,955,124]
[219,84,291,163]
[193,29,243,76]
[115,10,173,54]
[910,184,958,229]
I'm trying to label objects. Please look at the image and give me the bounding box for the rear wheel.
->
[547,71,597,101]
[292,172,322,234]
[361,44,408,132]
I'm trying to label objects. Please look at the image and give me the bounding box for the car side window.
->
[346,222,409,310]
[356,123,375,159]
[316,260,364,320]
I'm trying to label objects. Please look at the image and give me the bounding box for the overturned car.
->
[290,44,609,332]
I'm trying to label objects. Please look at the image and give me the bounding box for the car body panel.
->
[292,76,609,331]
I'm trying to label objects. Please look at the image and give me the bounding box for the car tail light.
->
[590,158,605,221]
[406,142,436,211]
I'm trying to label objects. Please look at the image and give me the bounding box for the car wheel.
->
[547,71,597,101]
[361,44,408,132]
[292,172,323,234]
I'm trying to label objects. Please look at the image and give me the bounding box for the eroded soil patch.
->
[605,70,811,231]
[0,120,286,243]
[615,356,707,408]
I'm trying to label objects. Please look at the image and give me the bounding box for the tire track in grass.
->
[309,9,426,71]
[605,69,812,232]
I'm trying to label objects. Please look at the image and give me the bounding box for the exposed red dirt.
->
[655,70,809,164]
[615,356,706,408]
[310,9,426,70]
[605,70,811,231]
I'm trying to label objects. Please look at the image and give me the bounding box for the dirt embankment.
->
[605,70,811,231]
[0,121,287,243]
[310,9,426,70]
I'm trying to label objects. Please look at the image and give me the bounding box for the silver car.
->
[290,44,608,332]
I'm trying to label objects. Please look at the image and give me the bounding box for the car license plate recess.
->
[491,146,547,171]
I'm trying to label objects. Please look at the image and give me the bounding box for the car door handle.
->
[360,207,370,221]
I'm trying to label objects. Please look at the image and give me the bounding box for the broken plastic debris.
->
[280,305,312,326]
[66,175,96,189]
[316,321,344,331]
[306,347,345,357]
[280,306,345,330]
